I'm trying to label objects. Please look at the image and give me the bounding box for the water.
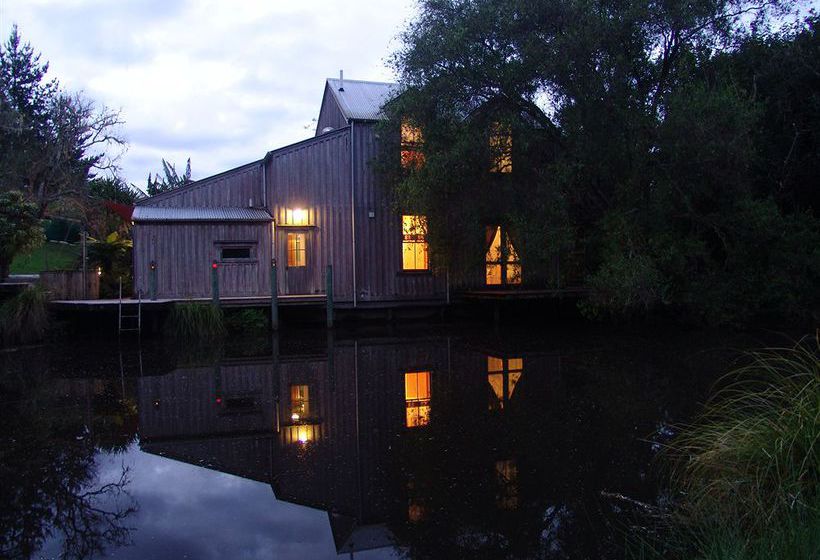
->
[0,324,776,559]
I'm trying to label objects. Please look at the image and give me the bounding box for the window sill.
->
[219,259,258,265]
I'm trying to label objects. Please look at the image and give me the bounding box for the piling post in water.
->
[270,259,279,330]
[211,260,220,307]
[326,264,334,329]
[149,261,157,300]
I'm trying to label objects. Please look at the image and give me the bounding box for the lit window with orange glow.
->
[485,226,521,285]
[402,215,429,271]
[290,385,310,420]
[489,122,512,173]
[287,233,306,267]
[405,371,431,427]
[282,423,320,445]
[400,118,425,170]
[488,356,523,411]
[285,208,310,226]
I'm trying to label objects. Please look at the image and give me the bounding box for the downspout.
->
[350,121,357,307]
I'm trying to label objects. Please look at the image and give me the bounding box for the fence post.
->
[326,264,334,329]
[270,259,279,330]
[211,260,220,307]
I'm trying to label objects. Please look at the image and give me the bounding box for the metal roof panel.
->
[132,206,273,222]
[326,78,398,121]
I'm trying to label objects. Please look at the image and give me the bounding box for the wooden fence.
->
[40,271,99,300]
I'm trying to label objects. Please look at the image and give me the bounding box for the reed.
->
[165,302,225,341]
[0,286,50,344]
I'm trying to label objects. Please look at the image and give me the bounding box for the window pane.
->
[486,264,502,285]
[402,215,429,270]
[487,356,504,373]
[490,122,512,173]
[290,384,310,418]
[221,247,251,260]
[287,233,306,267]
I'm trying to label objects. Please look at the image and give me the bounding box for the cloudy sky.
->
[0,0,417,187]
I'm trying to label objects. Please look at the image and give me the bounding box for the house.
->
[133,77,449,306]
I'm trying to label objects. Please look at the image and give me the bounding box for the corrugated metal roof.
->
[326,78,398,121]
[132,206,272,222]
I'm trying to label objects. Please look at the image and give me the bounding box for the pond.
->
[0,323,778,559]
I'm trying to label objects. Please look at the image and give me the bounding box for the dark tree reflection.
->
[0,355,137,559]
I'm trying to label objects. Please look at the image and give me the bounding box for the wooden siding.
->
[315,82,348,136]
[133,221,272,298]
[352,123,447,303]
[266,128,354,299]
[140,161,263,208]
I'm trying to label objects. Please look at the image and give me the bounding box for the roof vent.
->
[338,69,344,92]
[321,127,334,134]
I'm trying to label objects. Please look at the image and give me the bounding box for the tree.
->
[145,158,192,196]
[0,26,125,217]
[382,0,818,324]
[0,191,43,280]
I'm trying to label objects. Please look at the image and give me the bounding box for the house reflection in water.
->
[135,334,563,556]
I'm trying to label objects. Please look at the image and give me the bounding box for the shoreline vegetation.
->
[628,340,820,559]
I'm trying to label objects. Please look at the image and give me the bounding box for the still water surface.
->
[0,324,775,559]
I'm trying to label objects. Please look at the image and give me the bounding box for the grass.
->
[0,286,51,345]
[166,302,226,341]
[10,241,81,274]
[629,340,820,560]
[224,308,268,333]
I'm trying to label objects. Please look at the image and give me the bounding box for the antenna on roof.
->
[339,70,344,92]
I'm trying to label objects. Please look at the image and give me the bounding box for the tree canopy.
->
[381,0,819,325]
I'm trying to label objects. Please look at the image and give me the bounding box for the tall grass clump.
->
[0,286,50,345]
[637,341,820,559]
[166,302,225,342]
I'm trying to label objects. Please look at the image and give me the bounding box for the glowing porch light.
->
[291,413,300,421]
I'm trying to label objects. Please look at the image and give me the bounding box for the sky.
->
[0,0,418,187]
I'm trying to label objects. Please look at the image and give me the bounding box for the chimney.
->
[339,70,344,92]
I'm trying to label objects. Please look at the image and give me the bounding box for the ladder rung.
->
[121,314,140,319]
[119,328,141,332]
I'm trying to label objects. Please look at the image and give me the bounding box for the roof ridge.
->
[326,77,397,86]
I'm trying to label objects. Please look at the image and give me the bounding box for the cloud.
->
[0,0,417,182]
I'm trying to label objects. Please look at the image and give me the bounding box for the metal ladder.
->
[118,278,142,334]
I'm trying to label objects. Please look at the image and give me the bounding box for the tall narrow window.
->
[401,118,425,170]
[488,356,523,411]
[489,122,512,173]
[287,233,306,267]
[495,459,519,509]
[485,226,521,285]
[402,215,429,271]
[290,385,310,420]
[405,371,431,427]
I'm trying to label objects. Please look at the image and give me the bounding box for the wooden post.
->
[211,260,220,307]
[326,264,334,329]
[270,259,279,330]
[81,231,88,299]
[149,261,157,301]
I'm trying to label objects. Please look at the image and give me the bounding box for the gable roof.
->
[132,206,272,223]
[325,78,398,122]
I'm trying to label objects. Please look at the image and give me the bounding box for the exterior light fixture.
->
[212,260,219,270]
[292,208,307,225]
[291,413,300,421]
[149,260,157,270]
[96,267,102,276]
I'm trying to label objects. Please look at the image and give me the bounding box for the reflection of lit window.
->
[282,423,320,445]
[405,371,431,427]
[488,356,523,411]
[401,118,425,170]
[287,233,306,267]
[489,122,512,173]
[408,500,426,522]
[485,226,521,285]
[495,459,519,509]
[285,208,310,226]
[290,385,310,420]
[402,215,429,271]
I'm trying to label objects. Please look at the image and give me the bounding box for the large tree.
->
[382,0,819,324]
[0,26,125,217]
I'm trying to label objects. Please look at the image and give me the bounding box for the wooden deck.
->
[51,294,327,311]
[460,287,589,300]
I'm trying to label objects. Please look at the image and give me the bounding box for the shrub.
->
[166,302,225,341]
[0,286,50,344]
[224,309,268,333]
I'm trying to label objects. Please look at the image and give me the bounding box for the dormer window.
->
[489,122,512,173]
[401,118,425,170]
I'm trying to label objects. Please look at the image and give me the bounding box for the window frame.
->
[286,231,307,268]
[216,242,257,264]
[401,214,430,272]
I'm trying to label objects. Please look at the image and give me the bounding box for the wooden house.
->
[133,77,448,306]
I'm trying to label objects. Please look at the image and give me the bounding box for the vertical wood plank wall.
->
[315,83,348,135]
[133,221,272,298]
[141,162,263,208]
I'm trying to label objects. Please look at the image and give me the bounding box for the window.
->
[405,371,431,427]
[220,246,252,260]
[287,233,306,267]
[485,226,521,285]
[402,215,429,271]
[290,384,310,420]
[487,356,523,411]
[401,118,425,170]
[285,208,309,226]
[489,122,512,173]
[495,459,519,509]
